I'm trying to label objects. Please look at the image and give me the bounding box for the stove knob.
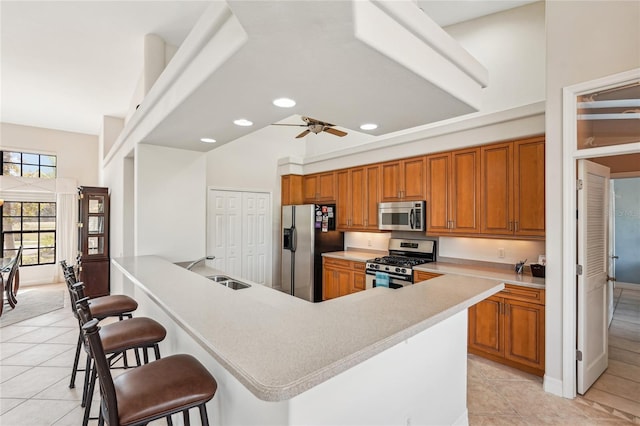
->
[395,267,401,273]
[402,268,407,274]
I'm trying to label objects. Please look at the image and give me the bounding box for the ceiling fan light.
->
[360,123,378,130]
[200,137,217,143]
[273,98,296,108]
[233,119,253,127]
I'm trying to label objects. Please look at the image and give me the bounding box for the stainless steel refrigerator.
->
[281,204,344,302]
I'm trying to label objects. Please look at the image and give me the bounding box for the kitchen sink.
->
[207,275,231,282]
[206,275,251,290]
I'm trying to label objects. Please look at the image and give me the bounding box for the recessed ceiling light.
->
[360,123,378,130]
[233,119,253,126]
[273,98,296,108]
[200,137,217,143]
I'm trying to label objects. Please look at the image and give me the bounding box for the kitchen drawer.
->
[501,284,545,304]
[323,257,352,269]
[413,271,442,282]
[352,261,366,271]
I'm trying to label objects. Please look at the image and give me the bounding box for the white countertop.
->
[414,262,545,289]
[112,256,503,402]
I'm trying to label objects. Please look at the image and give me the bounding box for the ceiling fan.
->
[272,116,348,139]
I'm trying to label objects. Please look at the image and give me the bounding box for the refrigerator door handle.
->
[291,226,297,252]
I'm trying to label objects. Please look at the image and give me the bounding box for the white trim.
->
[543,374,564,397]
[561,68,640,399]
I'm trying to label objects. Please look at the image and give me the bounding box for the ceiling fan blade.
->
[323,127,348,137]
[295,129,311,139]
[271,123,306,127]
[303,116,335,127]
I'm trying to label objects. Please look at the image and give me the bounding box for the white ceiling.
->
[0,1,537,144]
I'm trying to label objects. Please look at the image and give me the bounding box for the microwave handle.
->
[410,209,415,229]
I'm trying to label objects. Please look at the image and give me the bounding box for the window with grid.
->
[2,151,57,178]
[1,201,56,266]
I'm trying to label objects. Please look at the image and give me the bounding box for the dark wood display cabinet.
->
[77,186,110,298]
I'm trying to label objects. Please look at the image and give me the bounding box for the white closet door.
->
[577,159,610,394]
[209,190,242,276]
[208,189,271,285]
[242,192,269,284]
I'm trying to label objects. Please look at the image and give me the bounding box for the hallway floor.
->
[582,286,640,419]
[1,283,639,425]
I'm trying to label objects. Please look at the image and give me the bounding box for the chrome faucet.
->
[186,255,216,271]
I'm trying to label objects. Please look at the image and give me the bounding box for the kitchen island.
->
[111,256,503,425]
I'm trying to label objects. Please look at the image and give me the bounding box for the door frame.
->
[562,68,640,398]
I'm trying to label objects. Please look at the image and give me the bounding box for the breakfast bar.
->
[111,255,503,425]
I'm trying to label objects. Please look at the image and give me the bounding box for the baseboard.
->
[543,374,564,397]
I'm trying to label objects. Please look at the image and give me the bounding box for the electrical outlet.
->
[498,248,505,258]
[367,239,372,247]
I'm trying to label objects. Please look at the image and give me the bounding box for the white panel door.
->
[577,159,610,394]
[242,192,269,284]
[208,190,271,285]
[225,192,242,277]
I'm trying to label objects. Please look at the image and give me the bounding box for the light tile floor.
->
[1,283,639,425]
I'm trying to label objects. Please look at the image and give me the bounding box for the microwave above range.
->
[378,201,426,232]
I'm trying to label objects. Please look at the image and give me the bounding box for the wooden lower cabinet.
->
[323,258,366,300]
[468,285,545,376]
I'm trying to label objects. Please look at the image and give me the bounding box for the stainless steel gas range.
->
[365,238,436,289]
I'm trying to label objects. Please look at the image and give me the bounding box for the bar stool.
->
[59,261,138,390]
[74,290,167,426]
[81,318,217,426]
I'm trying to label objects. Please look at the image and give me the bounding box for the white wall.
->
[136,144,207,261]
[545,1,640,396]
[1,122,99,185]
[445,2,545,113]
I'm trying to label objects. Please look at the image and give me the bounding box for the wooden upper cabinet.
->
[303,172,336,203]
[513,137,545,237]
[426,148,480,235]
[480,136,545,238]
[480,142,513,236]
[380,157,425,202]
[336,165,380,231]
[281,175,303,205]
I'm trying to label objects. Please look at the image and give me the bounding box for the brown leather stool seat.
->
[87,295,138,320]
[82,319,217,426]
[114,354,217,425]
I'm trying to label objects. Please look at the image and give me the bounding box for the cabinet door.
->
[514,137,545,237]
[480,142,514,235]
[303,175,318,203]
[450,148,480,234]
[351,262,366,293]
[426,153,450,233]
[349,167,366,229]
[504,299,545,372]
[468,296,504,357]
[281,175,303,205]
[79,260,110,298]
[380,161,401,201]
[401,157,425,200]
[317,172,336,202]
[336,170,350,230]
[365,165,380,230]
[337,268,353,297]
[323,266,339,300]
